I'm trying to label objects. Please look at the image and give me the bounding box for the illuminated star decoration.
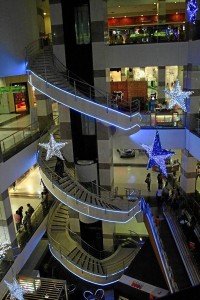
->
[142,131,175,177]
[0,241,11,260]
[4,277,27,300]
[164,80,193,112]
[187,0,198,24]
[39,134,67,161]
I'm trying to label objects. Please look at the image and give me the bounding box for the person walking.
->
[145,173,151,192]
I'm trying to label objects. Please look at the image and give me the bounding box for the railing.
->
[0,120,40,161]
[48,202,139,261]
[0,195,55,282]
[142,200,178,293]
[25,37,141,115]
[163,204,200,286]
[47,230,138,278]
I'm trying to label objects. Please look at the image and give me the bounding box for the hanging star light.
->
[0,241,11,260]
[164,80,193,112]
[187,0,198,24]
[4,277,27,300]
[142,131,175,177]
[39,133,67,161]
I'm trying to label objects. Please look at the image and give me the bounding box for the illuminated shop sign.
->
[0,86,26,93]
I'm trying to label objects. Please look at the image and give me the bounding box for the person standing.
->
[27,203,34,216]
[157,173,163,189]
[18,206,23,228]
[23,211,31,232]
[13,210,21,232]
[145,173,151,192]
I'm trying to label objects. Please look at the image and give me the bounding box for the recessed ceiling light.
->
[154,2,156,4]
[141,15,143,16]
[43,12,46,15]
[124,15,127,18]
[176,12,178,14]
[118,5,121,8]
[112,17,114,19]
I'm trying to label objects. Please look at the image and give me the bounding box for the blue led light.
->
[49,246,127,285]
[187,0,199,24]
[142,131,175,177]
[27,71,141,131]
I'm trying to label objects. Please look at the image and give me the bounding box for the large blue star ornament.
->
[39,134,67,161]
[142,131,175,177]
[4,277,27,300]
[164,80,193,112]
[187,0,198,24]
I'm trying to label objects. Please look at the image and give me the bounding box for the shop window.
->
[74,4,90,45]
[12,82,29,113]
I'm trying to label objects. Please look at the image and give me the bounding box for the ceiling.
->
[107,0,186,18]
[40,0,186,19]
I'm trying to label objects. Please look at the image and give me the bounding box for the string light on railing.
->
[164,79,193,112]
[141,131,175,177]
[187,0,199,24]
[39,133,67,161]
[4,277,27,300]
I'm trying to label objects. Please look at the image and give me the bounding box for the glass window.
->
[81,115,95,135]
[74,4,90,45]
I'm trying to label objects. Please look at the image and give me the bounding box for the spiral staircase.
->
[37,129,144,285]
[27,38,144,285]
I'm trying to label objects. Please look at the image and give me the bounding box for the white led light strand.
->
[39,133,67,161]
[164,80,193,112]
[4,277,27,300]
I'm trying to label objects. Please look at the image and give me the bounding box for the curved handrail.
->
[47,230,138,278]
[142,201,178,293]
[25,37,140,115]
[48,202,119,260]
[38,126,142,209]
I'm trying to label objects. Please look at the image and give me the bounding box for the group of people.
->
[13,203,35,233]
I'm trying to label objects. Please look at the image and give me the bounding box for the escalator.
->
[159,218,191,290]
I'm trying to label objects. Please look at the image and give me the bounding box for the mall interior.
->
[0,0,200,299]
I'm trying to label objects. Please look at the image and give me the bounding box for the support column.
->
[58,104,74,162]
[0,190,18,260]
[180,149,197,194]
[90,0,108,101]
[157,66,165,103]
[49,0,66,66]
[75,160,103,254]
[121,68,127,82]
[157,0,166,24]
[35,92,53,132]
[183,63,200,131]
[90,0,114,191]
[96,122,114,190]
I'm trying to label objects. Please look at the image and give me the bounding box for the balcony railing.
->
[0,120,40,161]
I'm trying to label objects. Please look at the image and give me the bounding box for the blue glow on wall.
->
[187,0,199,24]
[0,51,26,77]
